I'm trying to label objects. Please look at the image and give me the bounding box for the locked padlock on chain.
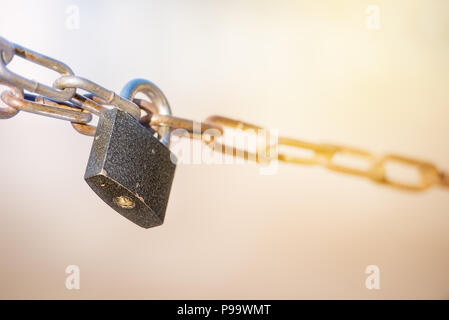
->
[85,79,176,228]
[2,36,449,233]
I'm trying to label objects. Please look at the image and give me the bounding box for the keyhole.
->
[113,196,135,209]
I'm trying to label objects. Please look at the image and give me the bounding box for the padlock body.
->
[85,108,176,228]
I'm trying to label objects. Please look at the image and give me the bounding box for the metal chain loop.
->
[204,116,449,191]
[0,37,447,192]
[120,78,172,145]
[1,92,92,123]
[54,76,141,120]
[0,81,23,119]
[0,37,75,101]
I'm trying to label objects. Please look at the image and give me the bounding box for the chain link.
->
[2,92,92,124]
[201,116,449,191]
[0,37,75,101]
[0,37,447,192]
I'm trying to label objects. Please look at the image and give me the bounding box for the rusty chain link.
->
[0,37,447,192]
[201,116,449,191]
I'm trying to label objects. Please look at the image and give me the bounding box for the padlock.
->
[85,79,176,228]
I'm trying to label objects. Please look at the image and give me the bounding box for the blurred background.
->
[0,0,448,299]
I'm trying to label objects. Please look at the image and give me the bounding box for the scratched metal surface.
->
[85,108,176,228]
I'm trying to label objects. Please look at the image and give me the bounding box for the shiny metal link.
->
[67,98,225,138]
[141,113,224,136]
[278,138,446,191]
[0,37,14,65]
[71,122,98,136]
[1,92,92,124]
[321,144,375,178]
[276,137,332,165]
[120,78,172,145]
[0,81,23,119]
[54,76,141,120]
[201,115,267,162]
[0,37,75,101]
[371,154,441,191]
[39,93,105,136]
[71,93,108,116]
[67,93,108,136]
[205,115,449,191]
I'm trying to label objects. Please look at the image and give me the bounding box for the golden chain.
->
[202,116,448,192]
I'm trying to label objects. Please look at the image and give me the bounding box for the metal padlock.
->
[85,79,176,228]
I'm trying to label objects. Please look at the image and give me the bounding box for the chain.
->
[0,37,447,192]
[201,116,448,191]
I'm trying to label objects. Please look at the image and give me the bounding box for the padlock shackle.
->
[120,78,172,146]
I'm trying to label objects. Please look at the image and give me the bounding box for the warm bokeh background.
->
[0,0,448,299]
